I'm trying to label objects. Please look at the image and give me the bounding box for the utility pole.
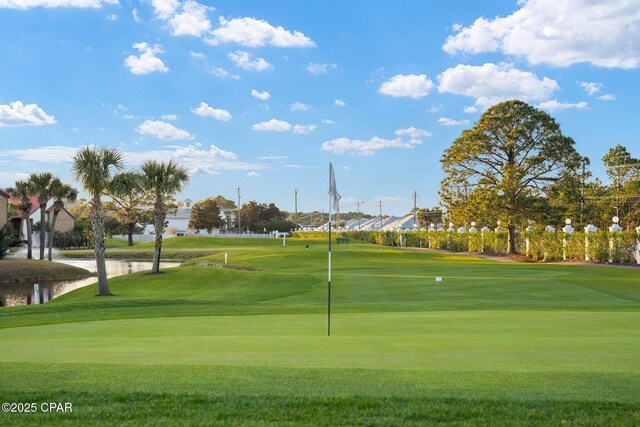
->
[237,187,241,234]
[378,199,383,229]
[294,189,299,230]
[580,158,586,226]
[357,201,364,230]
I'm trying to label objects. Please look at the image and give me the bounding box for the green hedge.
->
[293,228,640,265]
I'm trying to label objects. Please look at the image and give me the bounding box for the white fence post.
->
[469,222,477,251]
[562,219,574,261]
[525,221,534,257]
[584,224,597,261]
[609,216,623,263]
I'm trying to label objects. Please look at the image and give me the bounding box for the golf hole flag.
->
[327,162,341,336]
[329,162,341,212]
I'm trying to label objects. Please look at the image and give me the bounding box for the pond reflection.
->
[0,259,180,307]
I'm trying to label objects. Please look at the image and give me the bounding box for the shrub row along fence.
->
[293,226,640,265]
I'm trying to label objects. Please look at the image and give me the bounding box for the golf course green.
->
[1,237,639,426]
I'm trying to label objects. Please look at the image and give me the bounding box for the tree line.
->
[187,198,296,234]
[440,100,639,254]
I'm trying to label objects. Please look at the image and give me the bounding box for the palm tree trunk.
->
[48,210,59,261]
[23,210,33,260]
[39,204,46,260]
[91,195,111,296]
[152,199,166,273]
[128,222,134,246]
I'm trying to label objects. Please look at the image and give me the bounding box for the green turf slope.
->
[1,237,639,426]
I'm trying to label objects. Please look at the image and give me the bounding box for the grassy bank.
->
[0,259,90,284]
[58,237,216,261]
[1,237,639,425]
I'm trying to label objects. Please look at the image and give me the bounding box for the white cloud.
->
[437,63,558,108]
[0,101,56,127]
[0,143,264,176]
[306,62,337,75]
[107,13,117,20]
[207,16,315,47]
[228,50,272,71]
[252,119,315,134]
[124,42,169,75]
[258,155,288,160]
[161,114,177,121]
[442,0,640,69]
[284,164,302,168]
[132,8,141,23]
[190,51,205,59]
[579,81,602,96]
[322,136,422,156]
[292,124,316,134]
[463,106,478,114]
[136,120,193,140]
[334,99,346,107]
[438,117,470,126]
[379,74,433,99]
[251,89,270,100]
[0,0,118,8]
[191,102,232,121]
[150,0,179,20]
[597,94,616,101]
[169,0,212,37]
[0,145,75,162]
[247,171,261,177]
[252,119,292,132]
[290,102,309,111]
[210,67,240,80]
[0,171,29,187]
[427,104,443,113]
[394,127,432,139]
[322,119,336,125]
[537,100,589,112]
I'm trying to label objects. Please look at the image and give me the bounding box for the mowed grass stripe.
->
[1,312,638,374]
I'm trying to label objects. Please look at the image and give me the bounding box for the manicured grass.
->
[1,237,639,425]
[0,259,90,284]
[105,237,139,248]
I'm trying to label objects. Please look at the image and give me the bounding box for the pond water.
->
[0,259,181,308]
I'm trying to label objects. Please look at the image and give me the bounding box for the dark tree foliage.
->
[240,201,295,233]
[188,198,225,233]
[0,224,14,259]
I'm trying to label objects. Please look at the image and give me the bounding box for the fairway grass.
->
[1,237,639,425]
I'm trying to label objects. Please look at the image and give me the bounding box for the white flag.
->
[329,162,341,212]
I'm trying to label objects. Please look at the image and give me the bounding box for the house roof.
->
[46,205,76,220]
[9,195,40,217]
[0,188,10,199]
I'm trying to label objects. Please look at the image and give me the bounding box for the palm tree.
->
[7,180,35,259]
[47,179,78,261]
[108,172,147,247]
[28,172,56,260]
[72,146,124,296]
[141,160,189,273]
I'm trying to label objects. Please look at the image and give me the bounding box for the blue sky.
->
[1,0,639,216]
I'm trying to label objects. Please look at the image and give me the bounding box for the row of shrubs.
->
[293,229,640,265]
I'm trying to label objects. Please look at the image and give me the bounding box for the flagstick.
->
[328,196,332,337]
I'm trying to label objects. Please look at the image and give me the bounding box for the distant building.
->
[7,194,75,244]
